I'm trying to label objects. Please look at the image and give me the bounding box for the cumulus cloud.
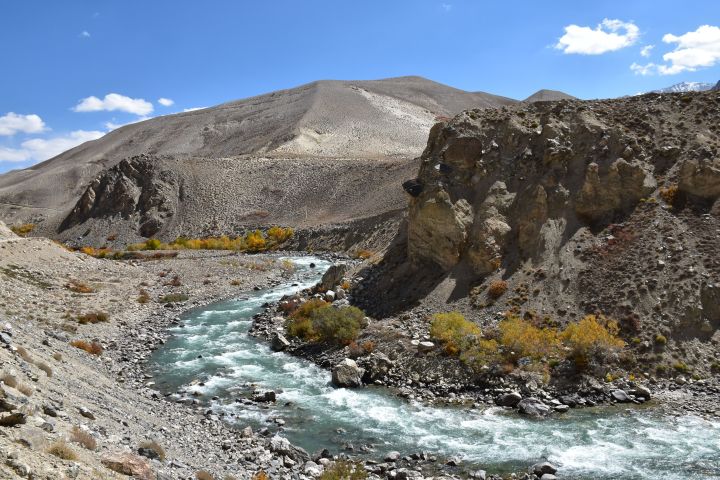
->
[640,45,654,57]
[80,30,91,38]
[556,18,639,55]
[630,25,720,75]
[0,130,104,165]
[157,97,174,107]
[73,93,154,116]
[0,112,46,136]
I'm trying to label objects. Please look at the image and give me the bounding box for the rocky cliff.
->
[358,90,720,373]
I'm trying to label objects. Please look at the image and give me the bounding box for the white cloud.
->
[556,18,639,55]
[0,130,105,165]
[158,97,174,107]
[0,112,46,136]
[658,25,720,75]
[80,30,91,38]
[640,45,654,57]
[441,3,452,11]
[630,25,720,75]
[183,107,207,112]
[0,147,31,163]
[73,93,154,116]
[630,62,656,75]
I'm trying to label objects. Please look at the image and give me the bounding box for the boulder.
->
[252,391,276,403]
[270,333,290,352]
[363,352,394,382]
[417,341,435,353]
[632,385,651,400]
[0,412,26,427]
[319,264,347,291]
[517,398,551,417]
[611,390,631,403]
[101,453,154,480]
[331,359,364,388]
[495,392,522,408]
[532,462,558,476]
[679,158,720,199]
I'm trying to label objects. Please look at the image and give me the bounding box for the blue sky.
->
[1,0,719,173]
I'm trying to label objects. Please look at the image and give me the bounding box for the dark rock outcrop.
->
[59,154,180,238]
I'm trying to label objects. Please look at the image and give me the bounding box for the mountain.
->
[652,81,715,93]
[0,76,516,245]
[523,89,576,102]
[713,81,720,91]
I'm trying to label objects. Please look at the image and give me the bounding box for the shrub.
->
[10,223,34,237]
[137,289,150,304]
[267,226,294,244]
[285,298,328,340]
[48,440,78,460]
[138,440,165,461]
[659,185,679,206]
[488,280,508,299]
[36,361,52,377]
[67,280,94,294]
[16,346,32,362]
[499,315,559,362]
[245,230,266,251]
[460,338,500,371]
[655,334,667,345]
[145,238,162,250]
[355,249,374,259]
[196,471,214,480]
[252,472,269,480]
[319,461,368,480]
[1,373,18,388]
[430,312,481,355]
[16,383,33,396]
[70,340,104,356]
[673,362,691,373]
[311,305,364,345]
[560,315,624,368]
[77,311,109,325]
[71,426,97,450]
[159,294,189,303]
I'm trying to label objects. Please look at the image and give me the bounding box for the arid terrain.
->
[2,80,720,480]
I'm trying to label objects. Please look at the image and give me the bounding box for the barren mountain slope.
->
[0,77,515,244]
[356,90,720,377]
[524,89,576,102]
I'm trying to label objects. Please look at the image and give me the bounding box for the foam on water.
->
[150,256,720,480]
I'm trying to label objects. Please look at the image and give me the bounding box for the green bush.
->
[285,298,328,340]
[319,461,367,480]
[430,312,481,355]
[145,238,162,250]
[311,305,364,345]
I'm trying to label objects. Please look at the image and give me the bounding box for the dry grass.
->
[0,373,18,388]
[53,352,63,361]
[36,361,52,377]
[16,383,33,396]
[48,440,78,460]
[10,223,34,237]
[137,289,150,304]
[488,280,508,299]
[70,340,104,356]
[71,426,97,450]
[139,439,166,461]
[67,280,95,294]
[76,311,109,325]
[16,346,32,362]
[196,471,215,480]
[252,472,268,480]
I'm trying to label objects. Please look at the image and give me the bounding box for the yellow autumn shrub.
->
[560,314,625,368]
[430,312,481,355]
[498,315,559,361]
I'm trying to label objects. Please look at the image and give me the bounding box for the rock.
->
[679,157,720,199]
[42,405,57,417]
[270,333,290,352]
[0,412,26,427]
[402,179,424,197]
[363,352,394,382]
[470,470,487,479]
[241,426,253,437]
[632,385,651,400]
[540,475,557,480]
[269,435,310,462]
[495,392,522,407]
[101,453,155,480]
[325,290,336,302]
[137,447,160,460]
[331,358,365,388]
[78,406,95,420]
[396,468,423,479]
[319,264,347,291]
[252,391,276,403]
[384,451,401,462]
[554,404,570,413]
[517,398,551,417]
[304,460,324,476]
[417,341,435,353]
[335,287,346,300]
[532,462,558,476]
[611,390,631,403]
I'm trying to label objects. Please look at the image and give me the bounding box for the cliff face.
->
[358,91,720,369]
[406,92,719,275]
